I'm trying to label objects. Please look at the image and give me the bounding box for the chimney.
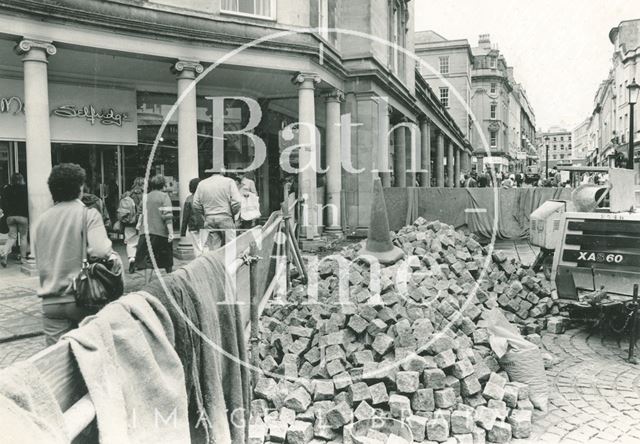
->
[478,34,491,49]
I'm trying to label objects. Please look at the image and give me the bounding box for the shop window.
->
[490,130,497,148]
[439,56,449,75]
[221,0,275,19]
[439,87,449,108]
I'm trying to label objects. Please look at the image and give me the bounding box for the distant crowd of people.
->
[459,166,588,189]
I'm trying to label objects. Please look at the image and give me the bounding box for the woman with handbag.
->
[34,163,123,346]
[134,175,174,283]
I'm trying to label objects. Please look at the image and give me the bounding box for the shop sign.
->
[52,105,130,127]
[0,78,137,145]
[0,96,23,115]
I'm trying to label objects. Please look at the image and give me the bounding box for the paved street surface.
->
[2,239,640,443]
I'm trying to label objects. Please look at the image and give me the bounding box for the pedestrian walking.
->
[81,185,111,230]
[180,177,207,256]
[0,173,29,267]
[463,173,477,188]
[135,175,174,282]
[192,166,242,250]
[502,174,516,188]
[235,172,261,229]
[116,177,144,273]
[34,163,121,345]
[117,190,140,273]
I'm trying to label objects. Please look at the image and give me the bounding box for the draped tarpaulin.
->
[384,187,572,240]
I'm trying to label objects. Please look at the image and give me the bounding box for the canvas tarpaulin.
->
[384,187,571,240]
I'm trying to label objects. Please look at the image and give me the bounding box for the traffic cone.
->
[359,177,405,265]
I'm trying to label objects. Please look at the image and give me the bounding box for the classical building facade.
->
[577,19,640,167]
[415,33,537,173]
[0,0,470,243]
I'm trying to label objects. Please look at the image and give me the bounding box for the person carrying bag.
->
[35,163,123,345]
[66,207,124,309]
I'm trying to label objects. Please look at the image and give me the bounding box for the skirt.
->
[135,234,174,270]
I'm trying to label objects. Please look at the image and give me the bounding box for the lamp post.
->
[628,78,640,170]
[544,136,550,179]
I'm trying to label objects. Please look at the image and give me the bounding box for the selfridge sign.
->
[53,105,131,127]
[0,78,137,145]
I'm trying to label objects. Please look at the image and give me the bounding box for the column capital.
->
[171,60,204,78]
[419,115,431,126]
[292,72,321,89]
[324,89,344,103]
[15,39,56,61]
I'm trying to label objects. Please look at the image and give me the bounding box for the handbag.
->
[69,207,124,309]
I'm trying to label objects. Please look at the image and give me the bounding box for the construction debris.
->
[249,218,557,443]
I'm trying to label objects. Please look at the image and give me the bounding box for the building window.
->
[490,130,497,148]
[439,88,449,108]
[490,57,496,68]
[490,83,497,94]
[560,154,564,159]
[221,0,275,19]
[560,144,564,149]
[439,56,449,75]
[490,103,497,119]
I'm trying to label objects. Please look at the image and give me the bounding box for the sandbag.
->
[482,309,549,411]
[499,347,549,412]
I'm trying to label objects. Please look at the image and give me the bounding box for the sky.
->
[414,0,640,132]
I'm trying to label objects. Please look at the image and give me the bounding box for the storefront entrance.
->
[0,141,26,188]
[52,144,121,221]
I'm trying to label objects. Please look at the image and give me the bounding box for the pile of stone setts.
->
[393,220,561,336]
[249,218,550,444]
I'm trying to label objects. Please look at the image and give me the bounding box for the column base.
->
[174,240,195,261]
[20,259,39,277]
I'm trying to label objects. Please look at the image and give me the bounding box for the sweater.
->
[34,200,112,302]
[139,190,173,238]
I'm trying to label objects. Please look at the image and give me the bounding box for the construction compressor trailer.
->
[529,167,640,361]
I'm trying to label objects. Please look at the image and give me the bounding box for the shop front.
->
[0,78,138,221]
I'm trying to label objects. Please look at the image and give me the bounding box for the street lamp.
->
[544,136,550,179]
[628,78,640,170]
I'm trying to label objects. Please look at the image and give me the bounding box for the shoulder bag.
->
[69,207,124,309]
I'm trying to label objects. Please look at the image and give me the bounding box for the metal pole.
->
[628,283,639,364]
[545,144,549,179]
[248,241,259,436]
[629,103,635,170]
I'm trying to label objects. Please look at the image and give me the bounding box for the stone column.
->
[379,104,391,187]
[393,121,407,187]
[173,61,203,210]
[324,90,343,233]
[293,72,321,239]
[16,39,56,266]
[172,60,203,259]
[436,131,445,187]
[447,141,455,188]
[454,146,461,188]
[420,119,431,187]
[406,125,417,187]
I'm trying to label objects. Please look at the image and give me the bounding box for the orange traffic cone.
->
[359,177,405,265]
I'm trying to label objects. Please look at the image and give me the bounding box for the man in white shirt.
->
[192,167,242,250]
